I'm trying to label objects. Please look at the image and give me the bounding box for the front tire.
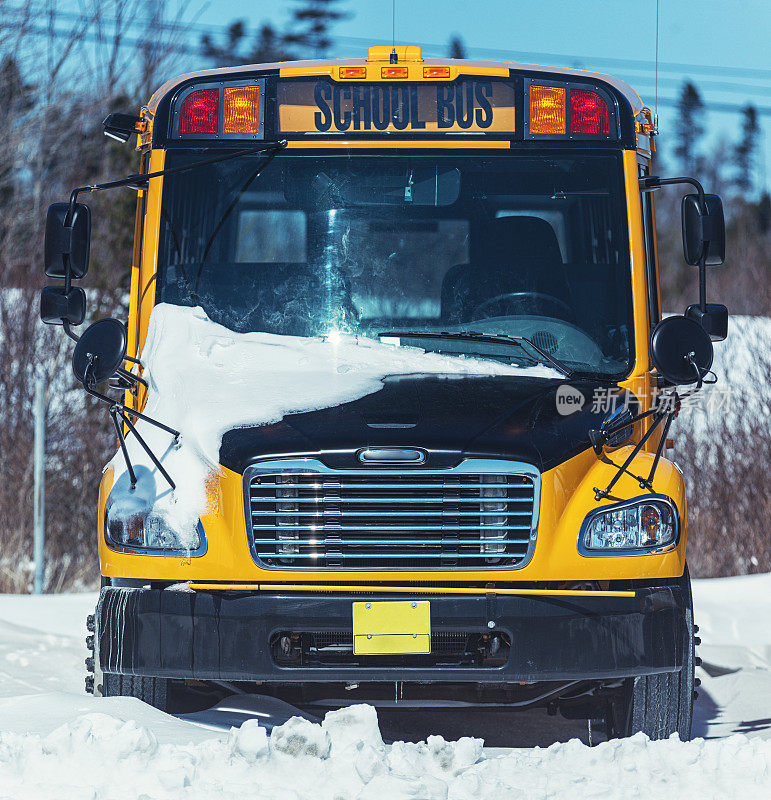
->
[102,673,170,712]
[609,566,695,740]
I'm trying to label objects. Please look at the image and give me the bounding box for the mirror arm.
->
[639,175,713,312]
[639,175,708,214]
[110,406,138,490]
[66,140,288,204]
[116,366,148,389]
[81,371,179,439]
[593,410,670,501]
[83,357,136,491]
[698,255,708,312]
[62,320,80,342]
[116,408,176,491]
[645,410,674,488]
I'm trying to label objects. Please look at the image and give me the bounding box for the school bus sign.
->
[277,79,516,134]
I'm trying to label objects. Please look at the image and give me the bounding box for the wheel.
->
[608,566,695,740]
[102,673,170,712]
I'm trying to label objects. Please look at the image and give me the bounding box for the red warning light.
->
[570,90,610,135]
[179,89,219,135]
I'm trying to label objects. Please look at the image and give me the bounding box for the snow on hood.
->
[108,304,560,543]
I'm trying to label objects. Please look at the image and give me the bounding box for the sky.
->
[182,0,771,192]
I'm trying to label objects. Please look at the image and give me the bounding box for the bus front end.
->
[55,46,724,739]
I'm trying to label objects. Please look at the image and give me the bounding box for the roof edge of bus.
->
[145,57,645,118]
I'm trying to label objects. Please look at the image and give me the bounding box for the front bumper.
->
[97,585,689,683]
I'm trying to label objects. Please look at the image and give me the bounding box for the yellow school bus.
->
[41,45,727,740]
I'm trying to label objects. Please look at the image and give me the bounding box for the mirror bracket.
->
[639,175,726,328]
[592,406,675,502]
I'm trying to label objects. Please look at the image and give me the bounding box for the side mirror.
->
[40,286,86,326]
[72,318,127,385]
[650,315,714,385]
[44,202,91,279]
[685,302,729,342]
[103,112,143,143]
[682,193,725,267]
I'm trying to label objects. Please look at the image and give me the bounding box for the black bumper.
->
[97,585,689,683]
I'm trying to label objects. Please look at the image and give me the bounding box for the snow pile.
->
[3,580,771,797]
[109,304,559,543]
[1,705,770,799]
[673,314,771,439]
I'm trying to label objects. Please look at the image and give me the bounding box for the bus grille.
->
[245,464,538,569]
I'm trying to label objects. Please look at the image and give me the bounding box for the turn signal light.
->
[339,66,367,79]
[423,66,450,78]
[223,86,260,135]
[570,89,610,135]
[381,66,408,79]
[178,89,218,135]
[529,85,565,134]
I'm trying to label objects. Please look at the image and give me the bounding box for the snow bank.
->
[1,705,770,800]
[109,304,559,544]
[673,314,771,440]
[2,582,771,797]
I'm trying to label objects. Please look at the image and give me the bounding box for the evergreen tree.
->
[201,20,296,66]
[734,104,759,194]
[284,0,349,58]
[673,82,705,175]
[251,23,297,63]
[201,20,248,66]
[757,192,770,234]
[0,56,35,116]
[448,36,466,59]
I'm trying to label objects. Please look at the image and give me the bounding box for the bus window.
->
[157,152,633,379]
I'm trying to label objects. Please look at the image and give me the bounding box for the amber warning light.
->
[224,86,260,135]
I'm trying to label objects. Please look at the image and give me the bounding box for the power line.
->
[3,8,771,116]
[3,5,771,82]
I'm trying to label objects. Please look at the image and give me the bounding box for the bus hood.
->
[219,374,620,474]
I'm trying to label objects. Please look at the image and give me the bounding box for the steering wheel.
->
[471,291,574,322]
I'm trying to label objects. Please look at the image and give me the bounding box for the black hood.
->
[220,374,621,474]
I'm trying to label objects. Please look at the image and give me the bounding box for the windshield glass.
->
[157,151,633,377]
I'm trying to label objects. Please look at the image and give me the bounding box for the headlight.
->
[105,504,204,554]
[579,496,678,555]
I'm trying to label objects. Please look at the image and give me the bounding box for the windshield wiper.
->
[376,330,575,379]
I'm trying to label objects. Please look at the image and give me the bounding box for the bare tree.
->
[0,0,197,592]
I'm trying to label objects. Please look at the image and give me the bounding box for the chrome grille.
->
[244,459,539,570]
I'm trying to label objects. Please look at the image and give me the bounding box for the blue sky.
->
[186,0,770,190]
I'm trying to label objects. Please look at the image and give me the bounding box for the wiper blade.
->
[376,330,574,379]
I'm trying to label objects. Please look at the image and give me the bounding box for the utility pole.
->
[33,377,46,594]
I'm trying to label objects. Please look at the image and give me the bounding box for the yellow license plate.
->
[352,600,431,655]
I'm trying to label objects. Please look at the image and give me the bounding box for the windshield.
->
[157,151,633,377]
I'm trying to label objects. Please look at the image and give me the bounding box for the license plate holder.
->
[352,600,431,655]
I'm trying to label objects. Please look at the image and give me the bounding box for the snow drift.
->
[1,704,770,799]
[3,575,771,798]
[108,304,559,543]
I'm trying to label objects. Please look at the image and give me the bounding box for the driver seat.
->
[441,216,575,324]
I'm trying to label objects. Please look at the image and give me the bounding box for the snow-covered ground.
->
[1,577,770,798]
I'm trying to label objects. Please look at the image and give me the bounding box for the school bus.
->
[41,45,728,740]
